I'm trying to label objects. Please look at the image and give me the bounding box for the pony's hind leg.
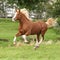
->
[38,29,47,45]
[34,34,40,49]
[34,34,43,49]
[38,35,43,45]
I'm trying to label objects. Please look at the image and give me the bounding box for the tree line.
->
[7,0,60,18]
[0,0,60,18]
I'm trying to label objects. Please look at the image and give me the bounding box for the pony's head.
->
[46,18,57,27]
[12,8,32,22]
[12,9,21,22]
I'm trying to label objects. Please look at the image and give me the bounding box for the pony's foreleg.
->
[22,35,28,43]
[13,32,21,45]
[23,30,31,43]
[13,36,17,45]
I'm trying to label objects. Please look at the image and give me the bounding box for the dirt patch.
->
[12,40,60,47]
[42,40,53,45]
[16,42,24,47]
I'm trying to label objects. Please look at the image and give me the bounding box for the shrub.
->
[53,17,60,34]
[57,17,60,25]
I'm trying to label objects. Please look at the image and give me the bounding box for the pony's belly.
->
[31,31,41,35]
[31,28,41,35]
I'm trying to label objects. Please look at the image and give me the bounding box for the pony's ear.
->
[15,9,20,12]
[15,9,17,12]
[17,9,20,13]
[19,9,21,13]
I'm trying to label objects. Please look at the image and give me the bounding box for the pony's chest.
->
[22,24,30,32]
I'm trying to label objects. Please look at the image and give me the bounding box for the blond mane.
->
[20,8,32,20]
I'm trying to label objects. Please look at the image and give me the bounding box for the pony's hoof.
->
[24,41,29,44]
[34,46,39,50]
[13,42,16,46]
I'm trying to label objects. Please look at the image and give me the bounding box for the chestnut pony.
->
[12,9,47,49]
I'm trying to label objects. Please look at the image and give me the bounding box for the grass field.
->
[0,18,60,60]
[0,44,60,60]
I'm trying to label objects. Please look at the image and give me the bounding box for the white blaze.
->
[12,12,17,22]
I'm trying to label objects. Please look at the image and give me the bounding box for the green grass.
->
[0,18,60,60]
[0,44,60,60]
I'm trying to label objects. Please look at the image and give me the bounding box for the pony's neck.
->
[19,13,30,25]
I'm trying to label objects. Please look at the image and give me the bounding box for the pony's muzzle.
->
[12,18,16,22]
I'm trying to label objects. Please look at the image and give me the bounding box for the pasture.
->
[0,18,60,60]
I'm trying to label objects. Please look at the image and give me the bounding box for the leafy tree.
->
[17,0,49,10]
[5,0,60,18]
[52,0,60,17]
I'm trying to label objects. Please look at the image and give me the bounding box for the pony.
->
[12,9,57,49]
[12,9,47,49]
